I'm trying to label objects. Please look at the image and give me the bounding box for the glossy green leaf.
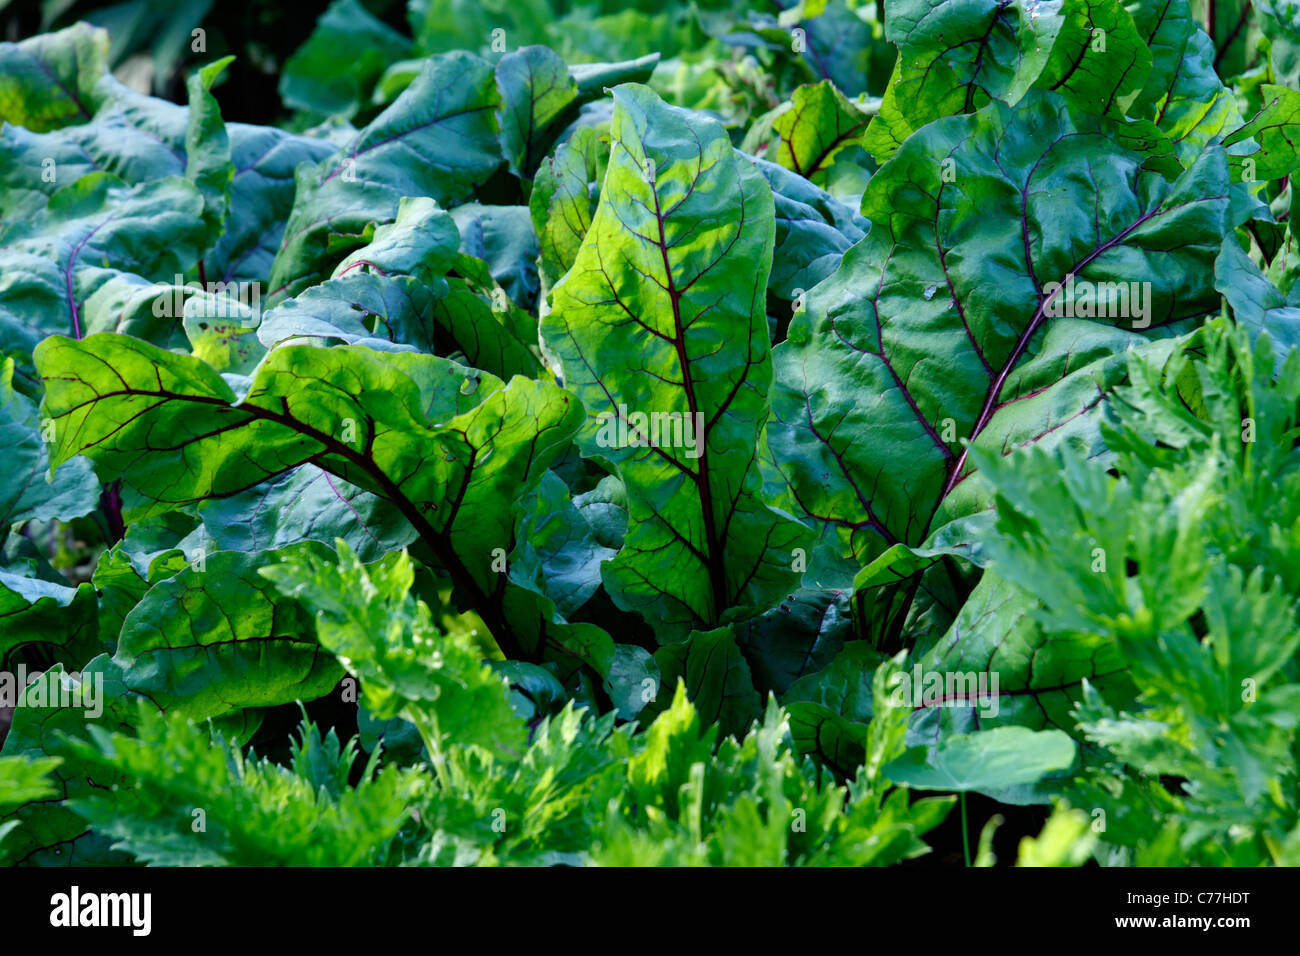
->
[863,0,1065,161]
[0,559,98,662]
[495,45,579,179]
[769,91,1237,591]
[509,471,614,619]
[886,726,1077,791]
[542,84,809,637]
[768,80,873,186]
[0,655,145,865]
[450,203,540,309]
[113,545,343,718]
[753,156,867,304]
[0,173,205,349]
[1035,0,1151,115]
[648,626,763,739]
[332,195,461,287]
[0,357,97,527]
[531,125,608,298]
[35,333,581,657]
[184,56,235,245]
[1223,84,1300,181]
[1216,238,1300,367]
[197,465,417,563]
[0,23,109,133]
[1131,6,1242,160]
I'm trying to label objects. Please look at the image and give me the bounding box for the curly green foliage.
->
[62,540,952,867]
[596,665,954,866]
[66,707,427,866]
[257,543,948,866]
[976,321,1300,865]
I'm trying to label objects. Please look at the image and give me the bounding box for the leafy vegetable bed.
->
[2,0,1300,867]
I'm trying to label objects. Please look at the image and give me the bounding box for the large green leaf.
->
[213,127,335,284]
[332,194,461,288]
[450,203,541,309]
[768,91,1238,592]
[0,548,98,663]
[0,23,109,133]
[1223,84,1300,181]
[864,0,1227,166]
[268,52,503,302]
[35,333,581,658]
[112,545,343,718]
[509,470,615,620]
[495,45,579,179]
[533,125,866,317]
[197,465,417,563]
[1127,3,1242,160]
[90,543,157,649]
[531,125,608,298]
[783,640,884,724]
[0,173,205,353]
[766,80,873,187]
[1035,0,1151,116]
[752,155,867,306]
[781,639,884,771]
[0,76,186,222]
[645,626,763,742]
[542,84,808,638]
[863,0,1066,161]
[909,568,1132,740]
[258,274,449,354]
[885,726,1077,792]
[184,56,235,248]
[1194,0,1263,82]
[0,357,97,527]
[734,585,855,697]
[0,57,328,284]
[1215,239,1300,366]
